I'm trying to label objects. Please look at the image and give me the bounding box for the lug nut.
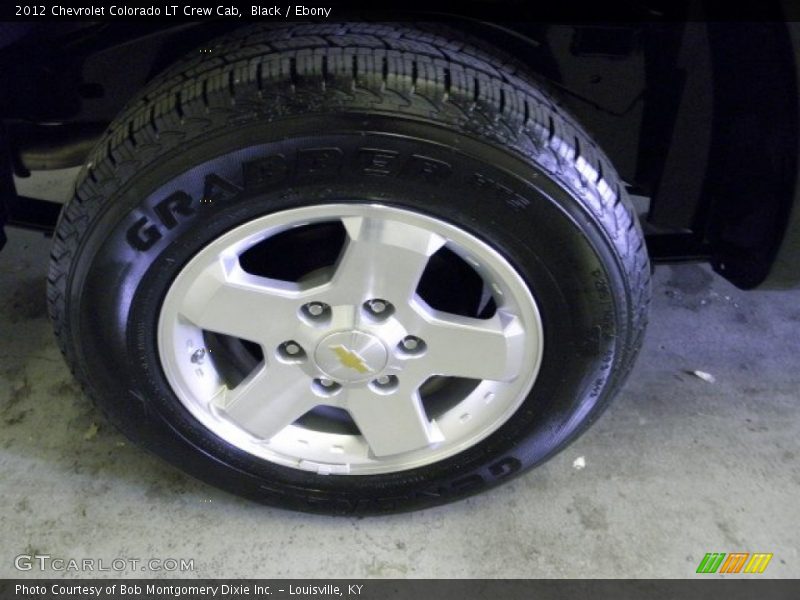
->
[278,340,306,362]
[307,302,326,317]
[369,300,387,313]
[398,335,426,356]
[370,374,399,393]
[402,338,418,350]
[300,301,331,323]
[363,299,394,319]
[312,377,342,396]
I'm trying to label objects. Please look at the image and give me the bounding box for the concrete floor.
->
[1,172,798,578]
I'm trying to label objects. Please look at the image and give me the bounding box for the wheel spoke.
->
[216,361,321,441]
[178,256,309,342]
[410,308,526,382]
[324,216,446,304]
[345,384,443,457]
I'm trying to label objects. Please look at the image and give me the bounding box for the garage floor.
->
[1,172,798,578]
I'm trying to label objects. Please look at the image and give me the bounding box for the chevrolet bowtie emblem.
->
[330,344,371,374]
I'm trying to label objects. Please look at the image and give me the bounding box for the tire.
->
[47,23,650,515]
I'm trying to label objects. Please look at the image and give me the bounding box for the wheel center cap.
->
[314,330,388,383]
